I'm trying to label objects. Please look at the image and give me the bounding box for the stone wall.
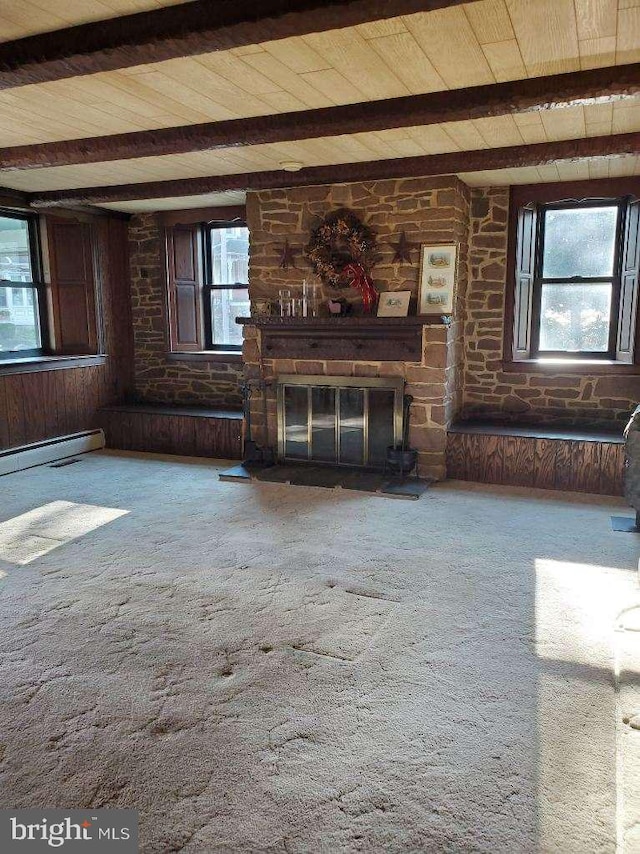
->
[463,187,640,429]
[247,177,469,308]
[128,213,243,408]
[244,177,470,479]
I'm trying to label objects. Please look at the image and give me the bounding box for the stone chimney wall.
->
[243,176,470,479]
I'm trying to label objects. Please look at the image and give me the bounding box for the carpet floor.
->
[0,450,639,853]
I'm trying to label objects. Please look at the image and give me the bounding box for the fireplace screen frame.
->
[276,374,405,468]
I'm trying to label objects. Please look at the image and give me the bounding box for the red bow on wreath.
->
[341,262,378,314]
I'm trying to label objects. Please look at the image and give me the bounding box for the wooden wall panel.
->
[600,443,625,497]
[462,434,482,481]
[0,380,8,448]
[194,418,224,457]
[151,414,174,454]
[445,432,466,480]
[0,215,134,453]
[170,416,197,457]
[0,365,119,450]
[4,375,25,449]
[20,373,45,445]
[570,442,602,494]
[99,407,243,460]
[533,439,557,490]
[478,433,503,483]
[501,436,535,487]
[553,440,574,491]
[446,429,624,496]
[41,370,59,439]
[68,370,83,434]
[95,217,134,369]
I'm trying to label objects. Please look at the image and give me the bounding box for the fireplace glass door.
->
[278,376,403,468]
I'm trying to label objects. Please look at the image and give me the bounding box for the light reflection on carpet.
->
[0,501,129,565]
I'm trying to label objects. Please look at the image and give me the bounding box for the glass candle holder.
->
[302,280,320,317]
[307,296,320,317]
[278,289,292,318]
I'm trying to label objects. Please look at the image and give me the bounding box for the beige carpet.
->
[0,450,639,853]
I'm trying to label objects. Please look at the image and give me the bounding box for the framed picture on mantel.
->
[418,243,457,315]
[377,290,411,317]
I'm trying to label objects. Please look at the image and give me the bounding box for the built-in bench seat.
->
[99,404,243,460]
[446,421,624,496]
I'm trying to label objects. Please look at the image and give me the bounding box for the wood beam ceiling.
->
[27,131,640,208]
[2,63,639,171]
[0,0,469,90]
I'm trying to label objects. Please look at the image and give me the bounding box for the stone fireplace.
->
[241,175,470,480]
[241,318,457,479]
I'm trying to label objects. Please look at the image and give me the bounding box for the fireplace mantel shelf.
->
[237,315,445,361]
[236,316,444,328]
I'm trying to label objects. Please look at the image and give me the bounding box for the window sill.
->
[0,354,106,375]
[167,351,243,364]
[502,359,640,375]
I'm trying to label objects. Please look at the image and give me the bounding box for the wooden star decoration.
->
[389,231,417,264]
[276,239,299,270]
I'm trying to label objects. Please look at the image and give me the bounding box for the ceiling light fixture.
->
[279,160,304,172]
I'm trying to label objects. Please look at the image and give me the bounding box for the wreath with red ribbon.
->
[305,208,379,289]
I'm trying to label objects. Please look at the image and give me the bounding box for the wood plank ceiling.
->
[0,0,639,210]
[0,0,186,42]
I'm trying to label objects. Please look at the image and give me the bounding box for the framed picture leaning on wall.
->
[418,243,457,315]
[377,290,411,317]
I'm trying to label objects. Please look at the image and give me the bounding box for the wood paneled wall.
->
[446,430,624,496]
[94,216,135,382]
[0,215,134,452]
[99,406,242,459]
[0,364,119,449]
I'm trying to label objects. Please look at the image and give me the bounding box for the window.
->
[165,218,249,353]
[0,213,104,364]
[537,202,621,356]
[511,195,640,363]
[204,224,250,350]
[0,212,47,359]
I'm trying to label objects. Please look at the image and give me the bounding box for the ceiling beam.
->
[0,186,30,208]
[3,63,639,171]
[28,131,640,208]
[0,0,469,90]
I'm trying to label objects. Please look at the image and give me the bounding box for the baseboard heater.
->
[0,429,105,477]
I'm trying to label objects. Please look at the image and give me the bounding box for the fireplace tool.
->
[241,380,273,467]
[260,379,275,466]
[385,394,418,479]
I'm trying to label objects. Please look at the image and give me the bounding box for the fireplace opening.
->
[276,375,404,468]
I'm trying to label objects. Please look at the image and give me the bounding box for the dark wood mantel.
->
[237,316,445,361]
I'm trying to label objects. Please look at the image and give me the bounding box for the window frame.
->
[201,220,249,352]
[505,181,640,370]
[0,209,49,361]
[530,198,626,361]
